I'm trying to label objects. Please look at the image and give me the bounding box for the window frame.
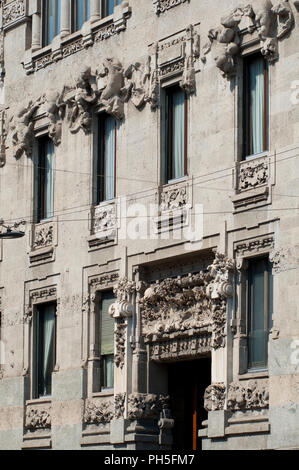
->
[243,53,269,160]
[95,113,117,205]
[246,256,273,371]
[98,289,115,391]
[42,0,61,47]
[35,136,55,223]
[71,0,90,33]
[164,85,188,184]
[33,301,57,399]
[101,0,122,18]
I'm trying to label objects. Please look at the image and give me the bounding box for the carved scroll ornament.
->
[203,1,295,78]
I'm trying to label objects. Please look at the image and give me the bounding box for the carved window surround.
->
[88,200,118,250]
[82,272,119,396]
[148,22,200,100]
[22,4,132,74]
[2,0,27,32]
[29,217,57,265]
[233,234,275,375]
[153,0,190,15]
[231,153,275,213]
[154,177,192,233]
[23,285,59,397]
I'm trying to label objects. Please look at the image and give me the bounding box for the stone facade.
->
[0,0,298,451]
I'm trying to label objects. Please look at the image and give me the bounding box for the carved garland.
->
[25,404,51,431]
[203,1,295,78]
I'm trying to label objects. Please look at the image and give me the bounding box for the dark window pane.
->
[248,258,273,369]
[165,87,186,183]
[36,303,56,397]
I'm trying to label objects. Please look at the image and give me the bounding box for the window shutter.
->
[100,291,115,356]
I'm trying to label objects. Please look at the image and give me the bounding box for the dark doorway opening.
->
[168,356,211,451]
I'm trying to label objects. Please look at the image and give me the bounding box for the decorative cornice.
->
[153,0,189,15]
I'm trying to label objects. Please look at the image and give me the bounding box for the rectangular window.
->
[165,86,187,183]
[243,55,269,159]
[96,114,116,204]
[36,137,55,222]
[42,0,61,47]
[35,303,56,398]
[100,291,115,389]
[247,257,273,370]
[72,0,90,32]
[102,0,121,18]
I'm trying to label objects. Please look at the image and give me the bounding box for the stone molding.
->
[153,0,189,15]
[203,1,295,78]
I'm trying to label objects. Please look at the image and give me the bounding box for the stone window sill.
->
[238,370,269,381]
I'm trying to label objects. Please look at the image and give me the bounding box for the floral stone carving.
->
[203,1,295,78]
[204,383,226,412]
[25,404,51,431]
[2,0,25,29]
[127,393,170,420]
[238,156,270,191]
[227,380,269,411]
[140,252,234,350]
[84,400,114,425]
[32,223,54,250]
[93,202,117,238]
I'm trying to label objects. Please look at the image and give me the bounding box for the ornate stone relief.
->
[203,1,295,78]
[235,235,274,268]
[153,0,189,15]
[156,179,192,232]
[232,154,275,211]
[227,380,269,411]
[0,110,6,168]
[32,222,54,250]
[108,277,135,369]
[204,383,226,412]
[2,0,26,30]
[139,252,234,353]
[127,393,170,420]
[238,156,270,191]
[149,334,211,362]
[84,399,114,425]
[25,403,51,431]
[149,24,200,99]
[24,287,57,324]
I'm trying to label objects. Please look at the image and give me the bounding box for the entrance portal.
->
[168,357,211,451]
